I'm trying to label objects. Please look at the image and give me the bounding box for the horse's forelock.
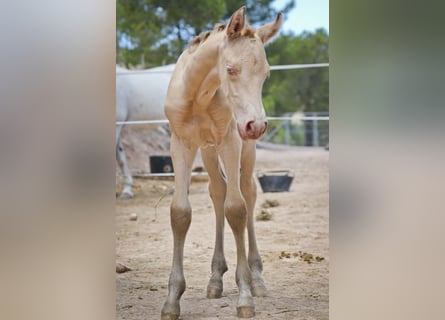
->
[215,23,226,32]
[241,26,255,38]
[188,24,225,51]
[187,22,256,53]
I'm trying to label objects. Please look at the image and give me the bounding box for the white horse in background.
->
[116,64,174,198]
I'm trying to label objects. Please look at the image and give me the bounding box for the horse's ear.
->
[226,6,246,40]
[256,12,283,44]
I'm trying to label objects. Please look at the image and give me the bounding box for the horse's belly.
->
[127,75,171,121]
[130,100,165,121]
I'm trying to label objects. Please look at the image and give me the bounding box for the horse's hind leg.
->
[161,134,197,320]
[241,141,267,297]
[201,147,228,299]
[116,127,133,198]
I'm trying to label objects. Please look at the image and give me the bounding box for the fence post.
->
[284,119,290,145]
[312,112,319,147]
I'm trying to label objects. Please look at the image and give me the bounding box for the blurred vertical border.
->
[0,1,115,319]
[331,1,445,319]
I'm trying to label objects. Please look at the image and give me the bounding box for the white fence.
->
[263,112,329,147]
[116,63,329,146]
[116,63,329,75]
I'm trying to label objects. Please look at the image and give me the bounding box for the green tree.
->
[223,0,295,26]
[116,0,295,67]
[117,0,166,68]
[156,0,227,54]
[263,28,329,146]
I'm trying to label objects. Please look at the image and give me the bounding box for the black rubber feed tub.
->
[257,170,294,192]
[149,155,174,173]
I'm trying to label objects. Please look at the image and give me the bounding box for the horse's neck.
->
[183,34,223,108]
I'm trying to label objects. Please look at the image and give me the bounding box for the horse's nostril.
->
[246,121,255,133]
[246,120,268,137]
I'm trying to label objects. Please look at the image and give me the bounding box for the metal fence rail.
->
[116,63,329,147]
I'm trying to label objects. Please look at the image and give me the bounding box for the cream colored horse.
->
[161,7,282,319]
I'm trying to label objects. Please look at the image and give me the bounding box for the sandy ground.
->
[116,128,328,320]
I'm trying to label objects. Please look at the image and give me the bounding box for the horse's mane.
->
[187,23,256,53]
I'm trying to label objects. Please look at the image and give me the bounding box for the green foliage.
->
[264,28,329,115]
[116,0,295,67]
[263,28,329,146]
[117,0,166,67]
[162,0,227,33]
[223,0,295,26]
[117,0,227,67]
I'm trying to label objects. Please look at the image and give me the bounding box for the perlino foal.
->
[161,7,282,319]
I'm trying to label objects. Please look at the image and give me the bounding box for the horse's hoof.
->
[206,285,223,299]
[118,191,134,199]
[207,278,223,298]
[237,305,255,318]
[251,282,267,297]
[161,313,179,320]
[161,302,180,320]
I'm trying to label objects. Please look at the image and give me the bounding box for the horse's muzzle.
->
[241,120,268,140]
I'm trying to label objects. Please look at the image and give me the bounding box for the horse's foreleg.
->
[116,138,133,198]
[201,147,228,299]
[241,141,267,297]
[161,134,197,320]
[218,132,255,318]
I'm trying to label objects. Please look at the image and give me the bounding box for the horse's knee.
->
[224,198,247,232]
[170,202,192,234]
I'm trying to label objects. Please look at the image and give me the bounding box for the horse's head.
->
[218,7,282,140]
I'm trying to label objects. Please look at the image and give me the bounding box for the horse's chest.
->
[177,112,231,148]
[190,115,219,147]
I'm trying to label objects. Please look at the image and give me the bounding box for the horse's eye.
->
[226,65,238,76]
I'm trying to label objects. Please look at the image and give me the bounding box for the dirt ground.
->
[116,128,329,320]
